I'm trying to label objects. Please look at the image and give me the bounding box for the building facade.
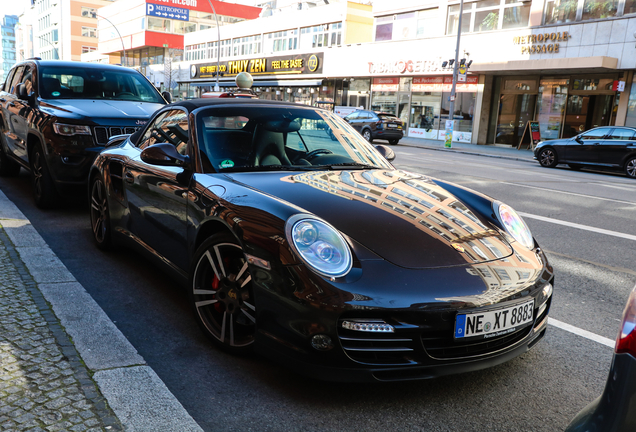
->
[1,15,19,83]
[167,0,636,145]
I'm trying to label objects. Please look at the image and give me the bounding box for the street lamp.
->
[38,35,59,60]
[96,14,127,67]
[206,0,222,91]
[444,0,465,149]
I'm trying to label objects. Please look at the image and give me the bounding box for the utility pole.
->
[445,0,464,149]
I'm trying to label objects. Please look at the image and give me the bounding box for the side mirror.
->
[574,136,583,144]
[375,144,395,162]
[162,91,172,103]
[141,143,190,168]
[17,83,36,106]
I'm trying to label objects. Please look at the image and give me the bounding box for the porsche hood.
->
[228,170,515,269]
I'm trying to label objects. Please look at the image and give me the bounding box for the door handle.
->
[124,172,134,183]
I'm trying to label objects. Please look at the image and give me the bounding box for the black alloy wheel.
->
[30,143,59,208]
[538,147,558,168]
[0,136,21,177]
[190,232,256,353]
[90,175,112,250]
[362,129,373,143]
[625,157,636,179]
[389,139,399,145]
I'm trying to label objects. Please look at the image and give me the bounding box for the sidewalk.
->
[396,136,536,163]
[0,191,203,432]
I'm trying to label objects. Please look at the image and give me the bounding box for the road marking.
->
[501,182,636,205]
[548,318,615,348]
[518,211,636,241]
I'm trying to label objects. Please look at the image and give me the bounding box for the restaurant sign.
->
[412,76,478,92]
[191,52,323,79]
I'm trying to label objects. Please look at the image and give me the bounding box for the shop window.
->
[625,83,636,128]
[148,18,171,32]
[544,0,578,24]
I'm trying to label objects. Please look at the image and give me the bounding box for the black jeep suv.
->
[0,60,168,207]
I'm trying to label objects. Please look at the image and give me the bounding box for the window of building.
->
[416,9,438,37]
[376,9,438,41]
[300,23,342,49]
[148,17,171,32]
[82,46,97,54]
[81,27,97,38]
[232,35,262,56]
[581,0,618,20]
[81,7,97,19]
[545,0,620,23]
[447,0,530,34]
[266,30,298,53]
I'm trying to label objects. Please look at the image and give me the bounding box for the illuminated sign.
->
[147,3,189,21]
[368,59,442,75]
[191,52,323,79]
[513,31,571,55]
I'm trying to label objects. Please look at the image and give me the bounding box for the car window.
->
[3,68,17,92]
[197,106,393,172]
[39,65,164,103]
[360,112,372,120]
[9,66,25,95]
[346,112,359,120]
[579,127,612,140]
[22,65,36,96]
[378,114,399,121]
[608,128,636,140]
[138,109,189,155]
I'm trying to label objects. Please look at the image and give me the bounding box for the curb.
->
[0,189,203,432]
[396,142,537,164]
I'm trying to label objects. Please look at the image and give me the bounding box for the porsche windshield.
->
[39,66,164,103]
[196,106,394,173]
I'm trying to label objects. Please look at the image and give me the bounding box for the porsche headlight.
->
[493,202,534,249]
[285,215,352,278]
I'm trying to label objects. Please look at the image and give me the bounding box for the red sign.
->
[371,77,399,91]
[412,76,478,92]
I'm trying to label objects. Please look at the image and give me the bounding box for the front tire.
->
[388,139,399,145]
[89,175,112,250]
[538,147,558,168]
[189,233,256,353]
[625,157,636,179]
[362,129,373,143]
[30,143,59,208]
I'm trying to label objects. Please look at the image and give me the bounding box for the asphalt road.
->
[1,148,634,431]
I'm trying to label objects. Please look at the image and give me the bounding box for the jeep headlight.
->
[53,123,92,136]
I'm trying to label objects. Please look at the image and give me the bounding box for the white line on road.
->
[501,182,636,205]
[548,318,615,348]
[518,211,636,241]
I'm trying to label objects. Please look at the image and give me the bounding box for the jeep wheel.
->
[31,143,59,209]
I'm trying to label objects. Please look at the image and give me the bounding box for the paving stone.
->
[0,229,122,431]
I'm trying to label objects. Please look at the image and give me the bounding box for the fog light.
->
[311,334,333,351]
[342,320,394,333]
[537,283,553,317]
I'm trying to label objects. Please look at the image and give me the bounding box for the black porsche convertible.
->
[89,98,554,382]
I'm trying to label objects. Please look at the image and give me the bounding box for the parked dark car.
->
[534,126,636,179]
[344,109,403,144]
[0,59,168,207]
[89,98,553,382]
[565,284,636,432]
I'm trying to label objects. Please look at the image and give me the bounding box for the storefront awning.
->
[182,79,324,87]
[472,56,619,75]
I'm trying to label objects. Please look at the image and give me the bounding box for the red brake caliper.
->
[212,275,223,312]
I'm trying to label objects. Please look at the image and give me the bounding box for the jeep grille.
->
[94,126,139,145]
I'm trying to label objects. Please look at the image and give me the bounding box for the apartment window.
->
[447,0,530,34]
[82,46,97,53]
[266,30,298,53]
[82,27,97,38]
[232,35,262,56]
[416,8,438,37]
[300,23,342,49]
[81,7,97,19]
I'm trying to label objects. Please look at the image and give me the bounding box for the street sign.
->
[146,3,189,21]
[458,65,467,82]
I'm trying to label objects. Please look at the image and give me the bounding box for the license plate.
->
[454,299,534,340]
[387,124,397,128]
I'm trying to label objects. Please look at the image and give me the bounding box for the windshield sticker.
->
[220,160,235,169]
[52,91,60,97]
